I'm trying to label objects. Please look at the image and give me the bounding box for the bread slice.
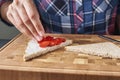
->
[24,39,72,61]
[65,42,120,58]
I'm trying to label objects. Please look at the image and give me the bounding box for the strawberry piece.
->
[52,39,58,45]
[38,36,54,43]
[38,36,66,48]
[38,39,43,43]
[44,36,54,41]
[54,38,62,45]
[39,41,50,48]
[49,40,56,46]
[60,38,66,42]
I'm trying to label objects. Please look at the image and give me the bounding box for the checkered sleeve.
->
[117,0,120,14]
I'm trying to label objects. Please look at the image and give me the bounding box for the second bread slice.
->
[65,42,120,58]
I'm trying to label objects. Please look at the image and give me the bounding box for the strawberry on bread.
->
[24,36,72,61]
[38,36,66,48]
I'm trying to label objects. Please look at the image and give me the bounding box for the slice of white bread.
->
[65,42,120,58]
[24,39,72,61]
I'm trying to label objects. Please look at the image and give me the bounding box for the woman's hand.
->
[7,0,45,41]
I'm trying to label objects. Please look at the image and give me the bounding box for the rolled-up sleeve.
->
[0,0,13,26]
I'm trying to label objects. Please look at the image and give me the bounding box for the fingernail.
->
[36,36,42,41]
[38,32,44,36]
[41,31,45,35]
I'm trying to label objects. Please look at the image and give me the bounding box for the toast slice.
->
[24,39,72,61]
[65,42,120,58]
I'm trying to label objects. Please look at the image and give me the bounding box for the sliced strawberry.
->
[52,39,58,45]
[61,38,66,42]
[54,38,62,45]
[45,36,54,41]
[38,36,54,43]
[38,36,66,48]
[39,41,50,48]
[49,40,56,46]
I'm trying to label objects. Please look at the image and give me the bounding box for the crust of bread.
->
[65,42,120,59]
[24,40,72,61]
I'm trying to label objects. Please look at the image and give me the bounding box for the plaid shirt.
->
[1,0,120,34]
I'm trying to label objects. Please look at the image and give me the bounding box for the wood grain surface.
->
[0,34,120,80]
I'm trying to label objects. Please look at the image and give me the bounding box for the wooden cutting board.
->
[1,34,120,77]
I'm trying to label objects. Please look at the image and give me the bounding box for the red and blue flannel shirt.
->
[1,0,120,34]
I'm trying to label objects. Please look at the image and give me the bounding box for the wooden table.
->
[0,34,120,80]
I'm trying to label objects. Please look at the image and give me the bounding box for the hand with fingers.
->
[6,0,45,41]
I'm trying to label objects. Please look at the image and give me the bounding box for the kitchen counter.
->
[0,34,120,80]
